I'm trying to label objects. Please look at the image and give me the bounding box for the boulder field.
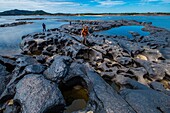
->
[0,20,170,113]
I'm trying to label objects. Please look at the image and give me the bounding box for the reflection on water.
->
[0,15,169,56]
[99,26,150,38]
[64,99,87,113]
[0,17,66,56]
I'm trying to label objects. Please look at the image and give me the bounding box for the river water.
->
[0,15,170,56]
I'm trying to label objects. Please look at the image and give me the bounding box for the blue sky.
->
[0,0,170,13]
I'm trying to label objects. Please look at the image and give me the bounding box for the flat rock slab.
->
[120,89,170,113]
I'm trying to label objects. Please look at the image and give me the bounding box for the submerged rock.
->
[0,21,33,27]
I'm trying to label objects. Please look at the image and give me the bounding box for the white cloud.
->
[141,0,170,3]
[0,0,81,13]
[94,0,125,6]
[162,0,170,3]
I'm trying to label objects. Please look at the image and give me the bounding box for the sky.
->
[0,0,170,13]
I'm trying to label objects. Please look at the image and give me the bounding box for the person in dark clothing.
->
[89,27,94,34]
[42,23,46,32]
[69,21,72,25]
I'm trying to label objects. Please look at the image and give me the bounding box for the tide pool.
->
[99,25,150,38]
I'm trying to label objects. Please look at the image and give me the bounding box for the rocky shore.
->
[0,21,33,27]
[0,20,170,113]
[15,18,45,21]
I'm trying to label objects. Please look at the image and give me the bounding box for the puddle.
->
[99,26,150,38]
[58,77,89,113]
[64,99,87,113]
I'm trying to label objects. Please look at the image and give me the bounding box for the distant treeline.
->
[0,9,170,16]
[73,12,170,16]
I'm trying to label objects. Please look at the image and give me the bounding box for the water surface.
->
[99,25,150,38]
[0,15,169,56]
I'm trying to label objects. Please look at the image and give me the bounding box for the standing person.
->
[89,26,94,34]
[81,26,89,45]
[42,23,46,32]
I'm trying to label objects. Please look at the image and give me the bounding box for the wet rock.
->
[44,56,72,82]
[129,31,140,37]
[14,74,65,113]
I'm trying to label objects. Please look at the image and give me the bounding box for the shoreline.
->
[0,14,170,17]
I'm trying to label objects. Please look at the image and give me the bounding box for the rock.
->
[150,82,166,91]
[113,74,149,90]
[35,55,46,64]
[64,62,136,113]
[0,21,33,27]
[120,89,170,113]
[142,48,164,62]
[15,18,45,21]
[25,64,46,74]
[14,74,65,113]
[129,31,140,37]
[0,64,10,96]
[129,67,147,85]
[11,19,170,113]
[16,56,38,67]
[118,39,144,56]
[44,56,72,82]
[136,54,148,61]
[116,57,133,66]
[0,56,16,72]
[135,59,166,80]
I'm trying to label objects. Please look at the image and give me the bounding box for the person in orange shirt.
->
[81,26,89,45]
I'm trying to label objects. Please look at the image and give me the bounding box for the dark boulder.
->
[44,56,72,82]
[14,74,65,113]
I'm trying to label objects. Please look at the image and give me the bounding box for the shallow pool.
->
[99,25,150,38]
